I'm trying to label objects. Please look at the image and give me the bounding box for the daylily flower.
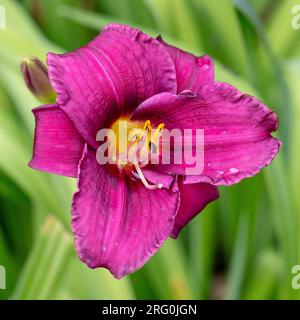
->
[28,24,281,278]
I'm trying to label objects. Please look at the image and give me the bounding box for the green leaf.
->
[63,258,135,300]
[24,0,94,50]
[144,0,202,50]
[144,239,193,299]
[267,0,300,57]
[225,212,250,299]
[96,0,155,28]
[11,216,73,299]
[190,0,249,76]
[243,250,281,300]
[189,205,217,299]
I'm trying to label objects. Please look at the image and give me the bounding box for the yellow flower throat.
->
[109,118,165,190]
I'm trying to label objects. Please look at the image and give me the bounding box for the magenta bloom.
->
[29,24,281,278]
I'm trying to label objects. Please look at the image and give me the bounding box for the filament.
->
[133,163,163,190]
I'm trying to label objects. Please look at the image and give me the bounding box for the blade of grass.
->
[144,0,202,50]
[234,0,292,143]
[96,0,155,28]
[144,239,193,299]
[0,226,19,298]
[11,216,73,299]
[191,0,248,76]
[264,156,297,298]
[63,258,135,300]
[225,211,250,299]
[285,60,300,263]
[189,205,217,299]
[24,0,94,50]
[0,0,60,59]
[243,250,281,299]
[224,174,264,299]
[267,0,300,57]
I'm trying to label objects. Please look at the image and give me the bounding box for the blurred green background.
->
[0,0,300,300]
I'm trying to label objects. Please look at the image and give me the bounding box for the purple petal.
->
[29,104,85,177]
[158,36,214,93]
[142,165,176,189]
[47,24,177,148]
[72,146,179,278]
[171,181,219,238]
[132,82,282,185]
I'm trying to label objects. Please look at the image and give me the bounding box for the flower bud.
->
[20,57,56,103]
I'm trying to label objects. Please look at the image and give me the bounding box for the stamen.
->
[151,123,165,154]
[109,119,166,188]
[133,163,163,190]
[149,142,157,154]
[143,120,152,132]
[153,123,165,140]
[126,134,140,163]
[139,130,151,165]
